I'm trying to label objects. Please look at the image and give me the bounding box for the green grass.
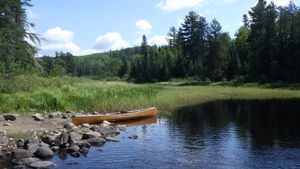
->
[0,76,300,116]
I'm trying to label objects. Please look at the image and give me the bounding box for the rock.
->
[26,143,39,154]
[68,132,82,144]
[13,149,33,159]
[82,131,101,140]
[55,131,69,146]
[86,138,106,146]
[41,135,56,145]
[48,112,62,118]
[62,112,71,119]
[32,113,44,121]
[64,122,75,130]
[67,145,80,153]
[101,120,111,126]
[0,136,9,145]
[91,111,98,115]
[105,136,119,142]
[12,157,40,165]
[79,147,89,155]
[116,124,127,131]
[81,123,91,128]
[128,134,138,139]
[3,114,18,121]
[0,130,6,137]
[25,138,40,145]
[30,161,55,169]
[3,122,11,126]
[92,126,119,137]
[0,149,3,157]
[50,146,60,152]
[13,165,26,169]
[34,146,54,159]
[16,139,25,147]
[74,140,91,148]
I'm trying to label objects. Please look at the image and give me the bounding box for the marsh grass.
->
[0,76,300,116]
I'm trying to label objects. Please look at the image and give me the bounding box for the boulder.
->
[92,126,119,137]
[86,138,106,146]
[30,161,54,169]
[67,145,80,153]
[64,122,75,130]
[34,146,54,159]
[68,132,82,144]
[74,140,91,148]
[48,112,62,118]
[12,157,41,165]
[82,131,101,140]
[55,131,68,146]
[13,149,33,159]
[26,143,39,154]
[41,135,56,145]
[3,114,18,121]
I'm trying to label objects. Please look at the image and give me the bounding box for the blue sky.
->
[27,0,298,56]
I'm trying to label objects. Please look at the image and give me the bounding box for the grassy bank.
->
[0,76,300,116]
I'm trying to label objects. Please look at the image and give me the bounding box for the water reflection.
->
[172,99,300,149]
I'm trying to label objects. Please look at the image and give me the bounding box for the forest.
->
[1,0,300,84]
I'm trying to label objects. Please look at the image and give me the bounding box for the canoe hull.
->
[71,107,157,125]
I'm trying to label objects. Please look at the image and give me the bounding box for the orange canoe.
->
[72,107,158,125]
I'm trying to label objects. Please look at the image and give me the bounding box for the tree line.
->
[1,0,300,83]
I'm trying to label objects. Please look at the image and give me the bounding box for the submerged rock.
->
[128,134,138,139]
[86,138,106,146]
[11,157,41,165]
[30,161,54,169]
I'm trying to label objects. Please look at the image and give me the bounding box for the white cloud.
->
[43,27,73,43]
[149,35,169,46]
[266,0,290,7]
[93,32,130,52]
[40,27,80,55]
[135,19,152,35]
[156,0,204,12]
[27,9,40,20]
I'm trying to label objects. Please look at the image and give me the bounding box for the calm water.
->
[3,99,300,168]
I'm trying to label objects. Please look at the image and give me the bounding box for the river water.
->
[50,99,300,169]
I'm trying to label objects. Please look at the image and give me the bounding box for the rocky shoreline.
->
[0,112,130,169]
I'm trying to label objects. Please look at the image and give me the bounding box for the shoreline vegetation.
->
[1,75,299,116]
